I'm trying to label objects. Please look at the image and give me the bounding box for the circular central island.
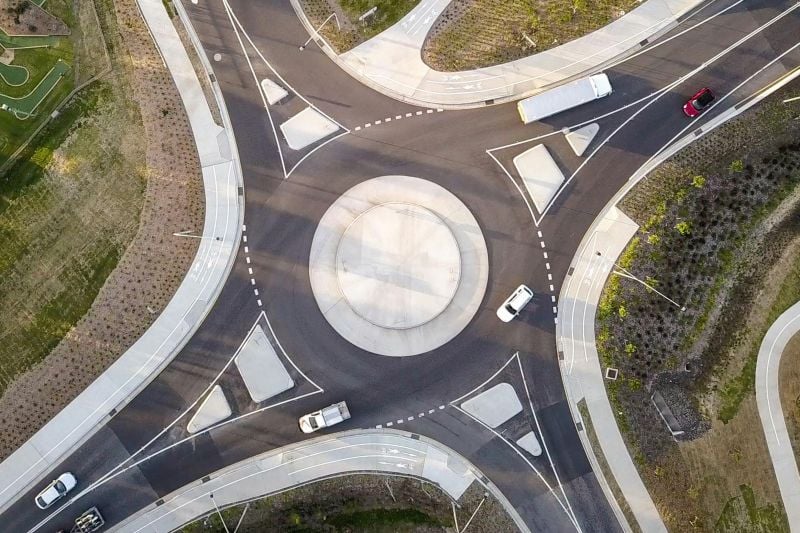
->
[309,176,488,357]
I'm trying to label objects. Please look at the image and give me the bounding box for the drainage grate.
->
[567,266,574,276]
[484,99,495,106]
[202,475,211,483]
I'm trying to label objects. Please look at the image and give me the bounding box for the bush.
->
[675,221,692,235]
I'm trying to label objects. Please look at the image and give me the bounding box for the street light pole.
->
[210,493,231,533]
[299,13,340,51]
[596,251,686,311]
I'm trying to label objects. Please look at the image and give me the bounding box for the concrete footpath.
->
[115,430,528,532]
[557,206,663,533]
[0,0,243,513]
[292,0,702,108]
[756,301,800,531]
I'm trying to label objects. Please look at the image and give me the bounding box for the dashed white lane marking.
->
[250,279,256,285]
[376,405,448,428]
[242,224,247,231]
[243,235,247,243]
[257,299,262,307]
[553,306,558,313]
[543,252,548,259]
[545,262,551,270]
[254,289,259,296]
[248,267,253,275]
[243,226,265,310]
[540,242,546,248]
[537,231,543,238]
[551,295,556,303]
[244,246,249,253]
[354,108,446,132]
[549,284,555,292]
[245,256,251,264]
[548,273,553,281]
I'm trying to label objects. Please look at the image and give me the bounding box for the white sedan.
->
[497,285,534,322]
[35,472,76,509]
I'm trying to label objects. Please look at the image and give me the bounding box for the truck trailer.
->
[517,73,612,124]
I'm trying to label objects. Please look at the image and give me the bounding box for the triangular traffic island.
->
[280,107,339,150]
[187,385,232,434]
[461,382,523,428]
[517,431,543,457]
[564,123,599,157]
[235,324,295,404]
[513,144,566,214]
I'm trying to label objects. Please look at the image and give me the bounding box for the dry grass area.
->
[422,0,640,71]
[780,333,800,461]
[181,475,517,533]
[0,0,204,459]
[595,82,800,530]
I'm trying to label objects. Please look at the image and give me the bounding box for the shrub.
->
[647,233,660,245]
[675,221,692,235]
[730,159,744,172]
[692,175,706,188]
[618,305,628,319]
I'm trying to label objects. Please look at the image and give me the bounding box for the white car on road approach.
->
[497,285,534,322]
[35,472,77,509]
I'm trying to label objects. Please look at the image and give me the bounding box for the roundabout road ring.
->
[309,176,489,357]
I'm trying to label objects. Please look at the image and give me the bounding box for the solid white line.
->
[517,356,581,529]
[449,352,518,405]
[454,404,581,531]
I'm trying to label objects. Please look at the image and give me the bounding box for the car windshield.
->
[55,481,65,493]
[695,91,714,107]
[505,303,517,314]
[309,417,318,429]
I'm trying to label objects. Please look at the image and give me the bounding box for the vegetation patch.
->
[422,0,641,71]
[298,0,418,53]
[595,80,800,529]
[0,0,203,458]
[181,475,517,533]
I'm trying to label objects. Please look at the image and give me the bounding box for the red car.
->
[683,87,715,117]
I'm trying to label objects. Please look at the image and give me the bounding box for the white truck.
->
[517,73,612,124]
[299,401,351,433]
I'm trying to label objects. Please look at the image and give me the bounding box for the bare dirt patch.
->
[0,0,204,459]
[181,474,518,533]
[422,0,640,71]
[0,0,69,36]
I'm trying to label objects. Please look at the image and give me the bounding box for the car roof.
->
[39,485,60,503]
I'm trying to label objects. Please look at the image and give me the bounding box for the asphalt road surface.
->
[5,0,800,531]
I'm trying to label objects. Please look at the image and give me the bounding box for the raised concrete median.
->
[115,430,529,533]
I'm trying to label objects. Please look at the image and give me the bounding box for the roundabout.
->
[309,175,489,357]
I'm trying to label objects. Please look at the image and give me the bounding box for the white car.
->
[497,284,534,322]
[35,472,77,509]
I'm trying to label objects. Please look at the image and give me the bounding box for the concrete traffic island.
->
[309,176,488,356]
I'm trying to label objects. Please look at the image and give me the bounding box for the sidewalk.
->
[756,300,800,531]
[0,0,243,513]
[115,429,529,533]
[292,0,702,108]
[557,206,664,533]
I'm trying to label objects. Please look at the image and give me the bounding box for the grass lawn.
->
[0,79,145,394]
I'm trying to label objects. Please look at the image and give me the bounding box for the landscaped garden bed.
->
[422,0,641,71]
[595,81,800,530]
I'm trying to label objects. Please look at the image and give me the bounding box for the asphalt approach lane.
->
[6,0,800,531]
